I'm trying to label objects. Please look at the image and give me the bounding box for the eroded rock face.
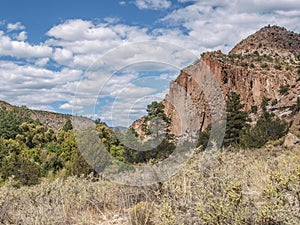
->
[163,60,225,137]
[283,132,300,148]
[163,25,300,136]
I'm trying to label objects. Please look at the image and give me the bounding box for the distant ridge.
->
[0,100,92,131]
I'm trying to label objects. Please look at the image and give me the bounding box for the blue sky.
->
[0,0,300,126]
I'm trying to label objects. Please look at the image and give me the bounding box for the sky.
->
[0,0,300,127]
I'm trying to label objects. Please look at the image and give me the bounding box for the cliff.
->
[163,25,300,136]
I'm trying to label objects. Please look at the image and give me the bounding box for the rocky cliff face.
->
[163,25,300,136]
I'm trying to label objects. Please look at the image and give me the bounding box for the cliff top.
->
[229,25,300,57]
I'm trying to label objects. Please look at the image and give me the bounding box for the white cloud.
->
[275,10,300,17]
[29,105,55,112]
[0,34,52,58]
[0,60,82,109]
[47,19,92,41]
[7,22,25,32]
[119,1,126,6]
[134,0,172,10]
[53,48,74,65]
[35,58,49,67]
[104,17,120,24]
[16,31,27,41]
[101,89,166,127]
[238,0,300,13]
[161,0,300,53]
[59,102,80,111]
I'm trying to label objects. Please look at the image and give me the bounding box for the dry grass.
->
[0,145,299,224]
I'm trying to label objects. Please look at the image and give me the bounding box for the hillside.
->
[0,100,91,131]
[161,25,300,137]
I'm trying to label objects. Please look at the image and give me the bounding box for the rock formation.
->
[141,25,300,137]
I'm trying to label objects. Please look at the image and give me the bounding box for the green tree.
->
[0,106,36,140]
[63,118,73,131]
[66,150,94,176]
[196,125,211,150]
[0,109,21,139]
[109,145,125,162]
[224,92,249,147]
[146,101,165,117]
[16,122,49,148]
[143,101,171,139]
[240,111,288,148]
[0,138,41,186]
[96,123,118,148]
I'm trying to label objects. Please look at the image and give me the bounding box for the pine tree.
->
[63,119,73,131]
[223,92,248,147]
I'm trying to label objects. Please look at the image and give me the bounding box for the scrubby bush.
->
[274,64,282,70]
[240,111,288,148]
[129,201,154,225]
[0,138,41,186]
[251,105,258,114]
[290,97,300,114]
[279,84,290,95]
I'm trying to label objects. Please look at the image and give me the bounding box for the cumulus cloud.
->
[161,0,300,53]
[101,88,166,127]
[134,0,172,10]
[0,34,52,58]
[16,31,27,41]
[53,48,74,65]
[0,60,81,109]
[7,22,25,32]
[35,58,49,67]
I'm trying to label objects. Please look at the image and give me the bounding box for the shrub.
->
[274,64,282,70]
[129,201,154,225]
[261,63,268,68]
[260,96,270,111]
[0,138,42,186]
[290,97,300,114]
[251,105,258,114]
[279,85,290,95]
[240,111,288,149]
[196,128,211,150]
[62,119,73,131]
[256,169,300,224]
[195,181,253,225]
[271,99,278,106]
[0,107,34,139]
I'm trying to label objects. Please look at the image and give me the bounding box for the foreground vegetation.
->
[0,144,299,224]
[0,95,298,224]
